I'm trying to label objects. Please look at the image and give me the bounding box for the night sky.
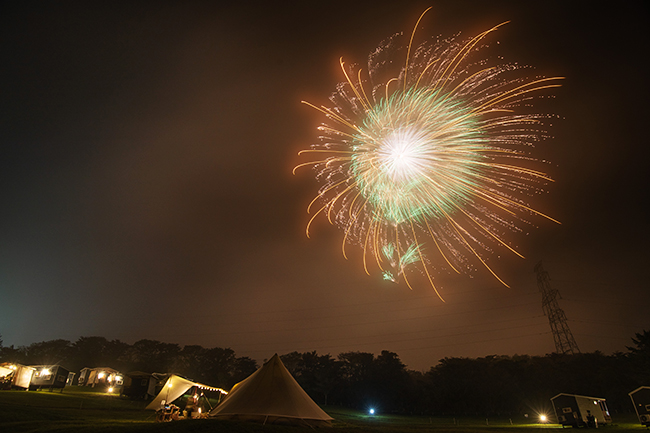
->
[1,1,647,371]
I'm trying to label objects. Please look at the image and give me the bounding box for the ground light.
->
[369,408,375,415]
[539,414,548,423]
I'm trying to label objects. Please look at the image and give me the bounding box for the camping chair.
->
[156,404,181,422]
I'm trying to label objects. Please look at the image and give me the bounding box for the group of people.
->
[155,393,206,422]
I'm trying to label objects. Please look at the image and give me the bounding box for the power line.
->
[562,296,647,308]
[568,319,647,329]
[227,322,550,354]
[166,312,547,340]
[398,331,553,355]
[120,299,543,341]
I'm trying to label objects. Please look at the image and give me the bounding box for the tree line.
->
[280,332,648,417]
[1,331,648,416]
[0,336,257,390]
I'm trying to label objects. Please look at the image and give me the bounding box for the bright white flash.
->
[378,128,426,181]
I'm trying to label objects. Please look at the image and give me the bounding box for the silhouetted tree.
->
[20,339,73,366]
[627,330,650,385]
[373,350,410,412]
[428,357,479,414]
[174,344,209,382]
[198,347,257,389]
[232,356,257,385]
[279,351,303,377]
[280,351,342,405]
[336,351,374,408]
[0,344,21,364]
[5,332,647,414]
[308,353,342,406]
[71,336,130,373]
[119,339,180,373]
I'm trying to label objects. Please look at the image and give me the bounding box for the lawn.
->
[0,387,644,432]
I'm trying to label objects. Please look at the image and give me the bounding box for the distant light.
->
[98,372,105,379]
[369,408,375,415]
[198,408,202,414]
[540,414,547,423]
[41,368,50,376]
[108,387,113,393]
[168,382,173,388]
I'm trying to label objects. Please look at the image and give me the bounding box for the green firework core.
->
[299,16,562,295]
[350,88,485,226]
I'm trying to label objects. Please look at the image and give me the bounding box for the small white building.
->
[629,386,650,427]
[551,393,611,427]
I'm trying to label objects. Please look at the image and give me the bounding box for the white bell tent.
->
[210,354,333,426]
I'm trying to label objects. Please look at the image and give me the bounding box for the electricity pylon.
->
[535,261,580,355]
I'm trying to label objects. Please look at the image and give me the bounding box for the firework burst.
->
[294,9,562,300]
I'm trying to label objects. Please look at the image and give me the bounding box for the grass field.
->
[0,387,645,432]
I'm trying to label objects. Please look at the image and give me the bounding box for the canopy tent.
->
[145,374,227,411]
[210,354,333,426]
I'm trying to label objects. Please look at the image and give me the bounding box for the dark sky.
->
[1,1,647,371]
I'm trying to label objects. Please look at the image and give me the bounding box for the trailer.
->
[551,393,611,428]
[0,363,35,390]
[77,367,123,390]
[29,365,70,391]
[629,386,650,427]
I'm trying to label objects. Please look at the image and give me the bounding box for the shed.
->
[551,393,611,427]
[629,386,650,427]
[121,371,158,400]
